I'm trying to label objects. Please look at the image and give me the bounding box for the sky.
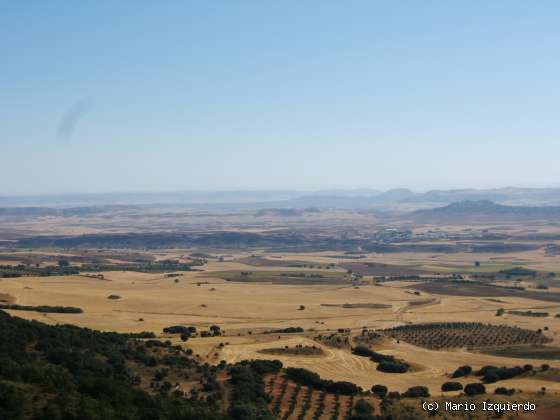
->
[1,1,560,195]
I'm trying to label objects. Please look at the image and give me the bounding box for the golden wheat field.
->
[2,251,560,396]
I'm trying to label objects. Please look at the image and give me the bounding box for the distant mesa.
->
[4,187,560,211]
[408,200,560,223]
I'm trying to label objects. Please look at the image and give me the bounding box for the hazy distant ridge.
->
[409,200,560,223]
[2,187,560,210]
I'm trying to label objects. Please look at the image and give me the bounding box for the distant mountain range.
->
[0,190,303,207]
[0,205,140,217]
[2,198,560,225]
[401,187,560,205]
[3,187,560,211]
[407,200,560,223]
[265,187,560,210]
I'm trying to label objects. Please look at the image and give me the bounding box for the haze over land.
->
[4,186,560,208]
[3,1,560,419]
[3,185,560,419]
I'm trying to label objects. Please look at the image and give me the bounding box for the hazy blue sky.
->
[2,1,560,194]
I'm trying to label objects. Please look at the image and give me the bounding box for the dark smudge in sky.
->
[57,98,93,142]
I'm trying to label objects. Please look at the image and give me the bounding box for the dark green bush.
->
[441,382,463,392]
[371,384,388,398]
[452,365,472,378]
[403,386,430,398]
[464,383,486,396]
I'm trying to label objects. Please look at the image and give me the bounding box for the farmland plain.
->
[3,202,560,418]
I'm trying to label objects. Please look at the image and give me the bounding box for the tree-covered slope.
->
[0,311,232,420]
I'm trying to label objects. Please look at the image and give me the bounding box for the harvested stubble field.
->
[1,253,560,396]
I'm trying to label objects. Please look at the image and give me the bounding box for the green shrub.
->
[403,386,430,398]
[441,382,463,392]
[464,383,486,396]
[371,384,388,398]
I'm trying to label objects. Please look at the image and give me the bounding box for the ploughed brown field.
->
[411,281,560,302]
[339,262,426,276]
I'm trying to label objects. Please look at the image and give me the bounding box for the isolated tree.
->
[403,386,429,398]
[371,384,388,398]
[464,383,485,396]
[452,365,472,378]
[495,387,515,395]
[353,399,374,416]
[441,382,463,392]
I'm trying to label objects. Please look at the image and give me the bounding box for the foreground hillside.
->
[1,311,379,420]
[0,311,230,419]
[3,310,560,420]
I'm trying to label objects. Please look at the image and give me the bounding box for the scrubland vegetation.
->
[0,304,83,313]
[0,311,224,419]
